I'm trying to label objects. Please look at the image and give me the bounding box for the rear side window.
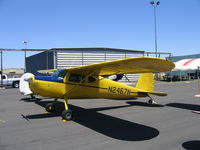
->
[88,76,96,83]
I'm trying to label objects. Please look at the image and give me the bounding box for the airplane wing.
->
[67,57,175,76]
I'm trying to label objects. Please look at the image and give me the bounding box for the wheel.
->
[45,103,55,113]
[31,94,36,99]
[148,99,153,104]
[62,110,73,121]
[13,81,19,88]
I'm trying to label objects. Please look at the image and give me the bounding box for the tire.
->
[12,81,19,88]
[31,94,36,99]
[62,110,73,121]
[45,103,55,113]
[148,99,153,104]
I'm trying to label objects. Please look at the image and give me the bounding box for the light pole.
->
[22,40,28,73]
[150,1,160,58]
[0,50,3,88]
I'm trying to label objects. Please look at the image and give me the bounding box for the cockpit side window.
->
[52,69,67,80]
[69,74,85,83]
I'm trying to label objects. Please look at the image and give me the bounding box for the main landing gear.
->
[44,97,73,121]
[62,110,73,121]
[61,96,73,121]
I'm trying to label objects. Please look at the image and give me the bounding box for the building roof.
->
[174,58,200,70]
[51,47,144,53]
[170,54,200,62]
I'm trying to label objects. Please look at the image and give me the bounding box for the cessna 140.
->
[20,57,175,121]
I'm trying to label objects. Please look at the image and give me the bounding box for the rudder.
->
[136,73,154,92]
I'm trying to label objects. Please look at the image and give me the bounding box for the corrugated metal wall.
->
[55,48,144,82]
[170,54,200,62]
[26,51,54,75]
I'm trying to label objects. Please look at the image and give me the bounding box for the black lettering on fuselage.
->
[108,86,131,95]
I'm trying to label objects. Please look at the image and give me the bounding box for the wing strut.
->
[59,69,99,121]
[61,95,72,122]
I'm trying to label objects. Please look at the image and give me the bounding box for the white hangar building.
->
[26,47,145,82]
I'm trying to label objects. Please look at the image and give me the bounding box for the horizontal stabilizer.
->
[149,92,167,96]
[138,92,167,97]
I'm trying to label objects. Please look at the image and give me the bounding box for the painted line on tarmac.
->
[0,120,5,123]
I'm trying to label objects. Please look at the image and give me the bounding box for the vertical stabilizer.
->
[136,73,154,92]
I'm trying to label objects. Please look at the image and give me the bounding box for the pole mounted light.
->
[0,49,2,88]
[150,1,160,58]
[22,40,28,72]
[150,1,160,5]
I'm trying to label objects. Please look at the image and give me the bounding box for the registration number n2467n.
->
[108,86,131,95]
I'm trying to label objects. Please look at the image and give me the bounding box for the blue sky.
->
[0,0,200,68]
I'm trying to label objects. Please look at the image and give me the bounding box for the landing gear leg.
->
[45,98,57,113]
[147,95,156,104]
[61,97,73,121]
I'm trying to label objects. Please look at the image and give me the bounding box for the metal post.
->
[23,41,28,73]
[54,50,57,69]
[195,67,200,97]
[46,51,49,69]
[153,5,158,58]
[169,53,172,60]
[189,70,191,80]
[82,49,84,66]
[0,50,3,88]
[150,1,160,58]
[171,70,173,82]
[198,67,200,94]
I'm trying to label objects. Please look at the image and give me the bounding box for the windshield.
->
[52,69,67,79]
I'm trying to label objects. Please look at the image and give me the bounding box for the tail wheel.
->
[45,103,55,113]
[148,99,156,104]
[62,110,73,121]
[148,99,153,104]
[30,94,36,99]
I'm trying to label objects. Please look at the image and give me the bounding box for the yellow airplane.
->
[23,57,175,121]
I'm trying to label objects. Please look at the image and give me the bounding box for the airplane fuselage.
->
[29,73,145,100]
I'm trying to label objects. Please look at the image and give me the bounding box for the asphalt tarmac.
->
[1,81,200,150]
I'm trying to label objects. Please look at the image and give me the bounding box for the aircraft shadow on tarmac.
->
[182,140,200,150]
[20,97,42,102]
[166,103,200,111]
[126,101,164,107]
[24,100,160,141]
